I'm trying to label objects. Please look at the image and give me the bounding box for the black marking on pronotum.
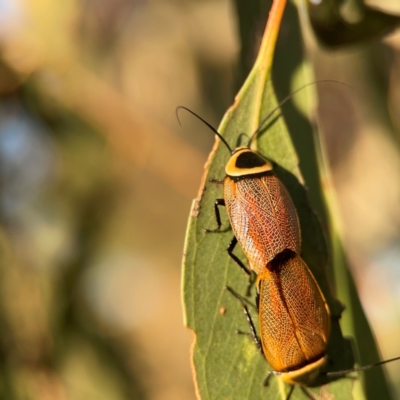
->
[235,151,266,169]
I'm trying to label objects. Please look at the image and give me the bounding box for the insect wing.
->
[224,174,301,274]
[257,254,330,373]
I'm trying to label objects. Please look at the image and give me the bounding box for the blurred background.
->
[0,0,400,399]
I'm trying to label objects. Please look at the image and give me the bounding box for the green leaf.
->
[182,0,391,399]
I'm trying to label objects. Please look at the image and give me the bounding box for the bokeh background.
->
[0,0,400,399]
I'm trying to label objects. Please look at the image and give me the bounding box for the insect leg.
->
[226,286,262,354]
[204,199,225,232]
[263,372,272,386]
[264,374,294,400]
[209,178,224,184]
[227,237,256,295]
[300,386,315,399]
[227,237,251,276]
[285,385,295,400]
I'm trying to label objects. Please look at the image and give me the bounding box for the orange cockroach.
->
[226,250,331,388]
[256,251,330,385]
[177,104,301,279]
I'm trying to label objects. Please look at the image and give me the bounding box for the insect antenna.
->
[247,79,354,148]
[176,106,233,153]
[326,355,400,378]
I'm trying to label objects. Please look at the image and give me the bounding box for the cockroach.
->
[176,103,301,279]
[258,251,330,384]
[227,250,331,387]
[228,255,400,398]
